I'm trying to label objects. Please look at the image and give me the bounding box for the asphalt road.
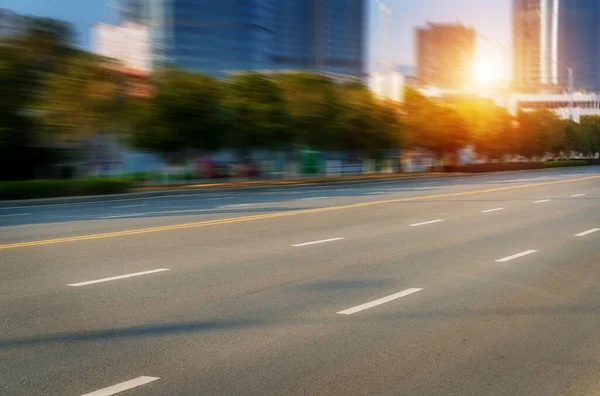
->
[1,167,600,395]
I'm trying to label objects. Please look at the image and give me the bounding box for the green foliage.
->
[130,67,226,156]
[38,51,124,140]
[0,179,133,200]
[275,73,343,150]
[225,73,290,151]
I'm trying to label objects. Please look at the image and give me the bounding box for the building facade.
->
[415,22,476,89]
[119,0,365,78]
[93,22,151,74]
[513,0,600,93]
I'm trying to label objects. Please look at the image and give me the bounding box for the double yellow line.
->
[1,175,598,250]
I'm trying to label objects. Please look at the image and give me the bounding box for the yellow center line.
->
[1,175,598,250]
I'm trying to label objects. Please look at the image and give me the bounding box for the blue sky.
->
[3,0,511,71]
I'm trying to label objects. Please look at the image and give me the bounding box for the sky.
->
[3,0,511,78]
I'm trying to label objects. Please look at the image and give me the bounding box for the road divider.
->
[337,288,423,315]
[67,268,170,287]
[292,237,345,247]
[2,175,598,250]
[575,228,599,237]
[495,250,538,263]
[409,219,444,227]
[81,376,160,396]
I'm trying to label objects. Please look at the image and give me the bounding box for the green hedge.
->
[0,178,135,200]
[542,160,588,167]
[445,160,596,173]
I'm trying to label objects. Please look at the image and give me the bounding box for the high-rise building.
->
[119,0,365,78]
[513,0,600,93]
[415,22,476,89]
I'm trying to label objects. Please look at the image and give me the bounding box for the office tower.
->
[513,0,600,93]
[416,22,476,89]
[272,0,365,77]
[120,0,365,78]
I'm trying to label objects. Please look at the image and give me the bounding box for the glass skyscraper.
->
[120,0,365,78]
[513,0,600,93]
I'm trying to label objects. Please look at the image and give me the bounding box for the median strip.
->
[495,250,538,263]
[337,288,423,315]
[67,268,170,287]
[81,376,160,396]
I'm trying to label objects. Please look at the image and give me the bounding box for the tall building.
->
[119,0,365,78]
[513,0,600,93]
[416,22,476,89]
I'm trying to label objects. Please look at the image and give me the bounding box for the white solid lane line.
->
[575,228,600,237]
[365,192,386,195]
[67,269,170,287]
[292,237,345,247]
[100,213,147,219]
[337,288,423,315]
[571,194,586,197]
[482,208,505,213]
[81,376,160,396]
[0,213,30,217]
[409,219,444,227]
[495,250,538,263]
[301,196,333,200]
[219,203,251,208]
[111,204,147,209]
[533,199,551,204]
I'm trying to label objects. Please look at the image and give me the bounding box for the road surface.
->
[1,167,600,395]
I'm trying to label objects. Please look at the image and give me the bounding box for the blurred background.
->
[1,0,600,197]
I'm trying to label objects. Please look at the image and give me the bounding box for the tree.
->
[225,73,290,155]
[402,88,470,161]
[455,101,514,160]
[130,67,226,159]
[516,109,564,158]
[275,73,342,151]
[16,16,76,75]
[38,52,123,143]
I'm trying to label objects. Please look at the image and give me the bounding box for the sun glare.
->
[473,43,506,88]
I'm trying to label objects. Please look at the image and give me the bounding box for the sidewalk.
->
[0,172,457,206]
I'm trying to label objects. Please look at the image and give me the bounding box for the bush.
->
[542,160,588,167]
[445,160,595,173]
[0,178,134,200]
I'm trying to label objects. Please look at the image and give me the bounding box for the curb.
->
[0,173,459,207]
